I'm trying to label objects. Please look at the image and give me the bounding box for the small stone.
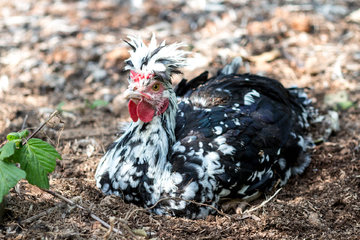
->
[308,212,321,226]
[323,91,349,108]
[93,68,108,82]
[44,74,66,89]
[340,148,351,155]
[290,16,311,32]
[305,56,325,75]
[133,228,148,237]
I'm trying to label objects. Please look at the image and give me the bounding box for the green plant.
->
[56,101,66,112]
[91,99,109,109]
[84,99,109,110]
[0,129,62,203]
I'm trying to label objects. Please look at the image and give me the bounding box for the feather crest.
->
[124,33,188,78]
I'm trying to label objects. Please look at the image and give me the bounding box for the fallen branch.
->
[20,202,67,225]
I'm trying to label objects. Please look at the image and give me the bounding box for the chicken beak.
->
[123,89,144,100]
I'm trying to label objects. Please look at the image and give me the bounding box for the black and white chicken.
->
[95,35,313,219]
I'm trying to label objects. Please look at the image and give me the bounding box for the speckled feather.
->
[95,36,313,219]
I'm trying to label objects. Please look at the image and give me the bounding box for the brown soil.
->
[1,0,360,239]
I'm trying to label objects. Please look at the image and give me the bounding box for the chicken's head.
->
[124,71,172,122]
[122,34,187,123]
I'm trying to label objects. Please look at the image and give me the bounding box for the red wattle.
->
[137,100,155,123]
[128,100,139,122]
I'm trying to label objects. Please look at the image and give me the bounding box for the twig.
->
[116,218,140,240]
[0,112,55,148]
[56,117,65,149]
[22,110,59,145]
[20,202,67,225]
[40,188,123,235]
[126,196,233,221]
[0,140,8,148]
[21,115,28,130]
[243,188,282,214]
[103,216,115,240]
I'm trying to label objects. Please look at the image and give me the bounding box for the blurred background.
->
[1,1,359,131]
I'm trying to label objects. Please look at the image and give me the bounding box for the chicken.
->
[95,35,313,219]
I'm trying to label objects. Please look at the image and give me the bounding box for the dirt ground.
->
[1,0,360,239]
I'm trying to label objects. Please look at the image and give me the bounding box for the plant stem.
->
[22,110,58,145]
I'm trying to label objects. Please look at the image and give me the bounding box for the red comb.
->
[130,71,154,83]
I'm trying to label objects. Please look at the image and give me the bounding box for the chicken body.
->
[95,36,313,219]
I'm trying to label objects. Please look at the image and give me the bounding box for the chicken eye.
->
[152,84,160,91]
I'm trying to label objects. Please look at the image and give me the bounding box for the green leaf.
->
[18,129,29,139]
[0,161,26,203]
[6,130,28,142]
[56,101,66,111]
[19,138,61,189]
[11,148,22,164]
[7,132,20,141]
[0,141,16,160]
